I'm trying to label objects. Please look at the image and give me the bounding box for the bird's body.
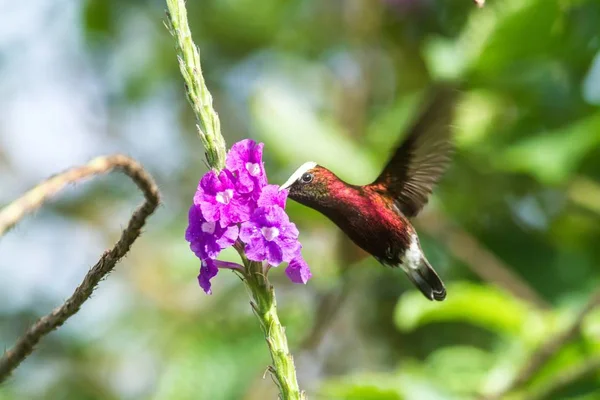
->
[291,172,413,261]
[281,86,457,301]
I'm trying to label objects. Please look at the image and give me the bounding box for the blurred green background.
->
[2,0,600,399]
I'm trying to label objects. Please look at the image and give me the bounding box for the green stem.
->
[244,260,306,400]
[165,0,226,170]
[165,1,304,398]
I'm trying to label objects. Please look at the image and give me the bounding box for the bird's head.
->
[280,162,339,207]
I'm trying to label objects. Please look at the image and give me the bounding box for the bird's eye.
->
[300,172,313,183]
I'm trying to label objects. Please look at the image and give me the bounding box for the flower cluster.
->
[185,139,312,293]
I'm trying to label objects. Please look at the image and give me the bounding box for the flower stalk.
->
[240,251,306,400]
[165,1,305,398]
[165,0,226,170]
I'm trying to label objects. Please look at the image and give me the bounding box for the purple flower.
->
[285,256,312,284]
[194,169,252,227]
[198,258,218,294]
[185,205,239,259]
[240,206,301,266]
[225,139,267,197]
[196,259,244,295]
[187,138,313,294]
[258,185,288,208]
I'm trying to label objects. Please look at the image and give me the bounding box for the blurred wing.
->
[370,85,458,217]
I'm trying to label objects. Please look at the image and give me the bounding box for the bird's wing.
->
[369,85,458,218]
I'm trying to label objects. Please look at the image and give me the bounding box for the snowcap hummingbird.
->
[280,86,457,301]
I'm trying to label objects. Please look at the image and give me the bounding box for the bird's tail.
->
[404,256,446,301]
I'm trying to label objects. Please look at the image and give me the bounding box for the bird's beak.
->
[279,177,295,191]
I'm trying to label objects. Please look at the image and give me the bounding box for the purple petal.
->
[245,236,267,262]
[199,200,220,223]
[218,169,237,189]
[226,139,254,170]
[226,140,264,169]
[280,221,299,240]
[185,205,202,242]
[198,258,219,294]
[214,260,244,271]
[215,225,239,248]
[225,139,267,194]
[204,240,222,259]
[198,170,220,196]
[277,237,302,262]
[220,198,252,227]
[249,143,267,187]
[257,206,287,227]
[186,202,239,261]
[258,185,288,208]
[265,242,284,266]
[193,168,254,226]
[239,204,302,265]
[189,240,206,259]
[248,141,264,164]
[285,256,312,284]
[239,221,259,243]
[236,173,255,194]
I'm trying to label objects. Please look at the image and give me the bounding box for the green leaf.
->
[453,0,531,73]
[470,0,560,77]
[425,346,495,395]
[321,367,459,400]
[453,90,507,148]
[320,373,422,400]
[496,112,600,185]
[394,282,534,336]
[583,308,600,349]
[423,36,467,81]
[320,383,403,400]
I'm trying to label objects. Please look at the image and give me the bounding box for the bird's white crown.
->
[280,161,317,190]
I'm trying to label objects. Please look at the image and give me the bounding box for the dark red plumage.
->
[282,86,458,301]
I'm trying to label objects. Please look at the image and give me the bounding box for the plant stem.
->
[244,260,305,400]
[165,1,304,397]
[0,155,160,382]
[165,0,226,170]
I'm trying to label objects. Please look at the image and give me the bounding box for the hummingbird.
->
[280,86,457,301]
